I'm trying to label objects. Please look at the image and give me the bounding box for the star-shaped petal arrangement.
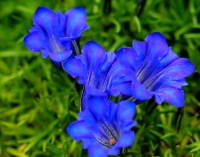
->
[67,97,136,157]
[63,41,133,110]
[24,6,89,62]
[116,32,195,108]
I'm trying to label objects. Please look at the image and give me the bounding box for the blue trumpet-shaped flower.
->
[63,41,132,110]
[24,6,89,62]
[67,97,136,157]
[116,32,194,107]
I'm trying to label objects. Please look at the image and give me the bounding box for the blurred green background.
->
[0,0,200,156]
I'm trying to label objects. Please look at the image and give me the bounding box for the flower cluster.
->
[24,6,194,157]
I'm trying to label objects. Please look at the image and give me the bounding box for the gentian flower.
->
[116,32,194,108]
[24,6,89,62]
[67,97,136,157]
[63,41,132,110]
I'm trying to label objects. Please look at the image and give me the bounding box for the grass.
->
[0,0,200,156]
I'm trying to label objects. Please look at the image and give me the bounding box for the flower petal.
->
[103,54,133,96]
[143,47,178,84]
[81,88,91,110]
[131,76,152,100]
[117,100,136,125]
[23,31,45,53]
[116,48,138,71]
[82,138,94,149]
[109,82,132,96]
[65,7,89,37]
[67,120,93,141]
[82,41,106,70]
[145,32,168,58]
[156,79,188,90]
[29,26,37,33]
[149,77,180,92]
[88,142,108,157]
[136,32,169,83]
[132,40,147,64]
[108,146,120,155]
[149,58,194,91]
[78,109,97,125]
[49,51,72,62]
[101,51,116,72]
[108,100,118,120]
[106,60,133,84]
[155,87,184,108]
[85,85,107,96]
[142,47,178,87]
[41,50,49,58]
[87,97,109,121]
[63,58,86,84]
[121,121,137,132]
[55,11,67,37]
[81,41,107,88]
[159,58,194,78]
[33,7,57,33]
[60,36,81,42]
[114,132,135,148]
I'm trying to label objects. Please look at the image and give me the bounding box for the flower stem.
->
[146,96,157,114]
[72,40,80,55]
[103,0,112,15]
[174,107,184,132]
[136,0,147,17]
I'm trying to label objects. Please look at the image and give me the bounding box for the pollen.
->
[109,138,116,145]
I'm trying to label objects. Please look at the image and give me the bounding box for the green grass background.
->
[0,0,200,156]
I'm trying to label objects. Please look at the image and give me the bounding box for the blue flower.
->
[63,41,132,110]
[67,97,136,157]
[24,6,89,62]
[116,32,195,107]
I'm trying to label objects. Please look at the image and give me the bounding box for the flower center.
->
[94,120,121,149]
[49,35,65,53]
[109,138,116,145]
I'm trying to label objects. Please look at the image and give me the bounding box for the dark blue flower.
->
[24,6,89,62]
[67,97,136,157]
[116,32,195,107]
[63,41,132,110]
